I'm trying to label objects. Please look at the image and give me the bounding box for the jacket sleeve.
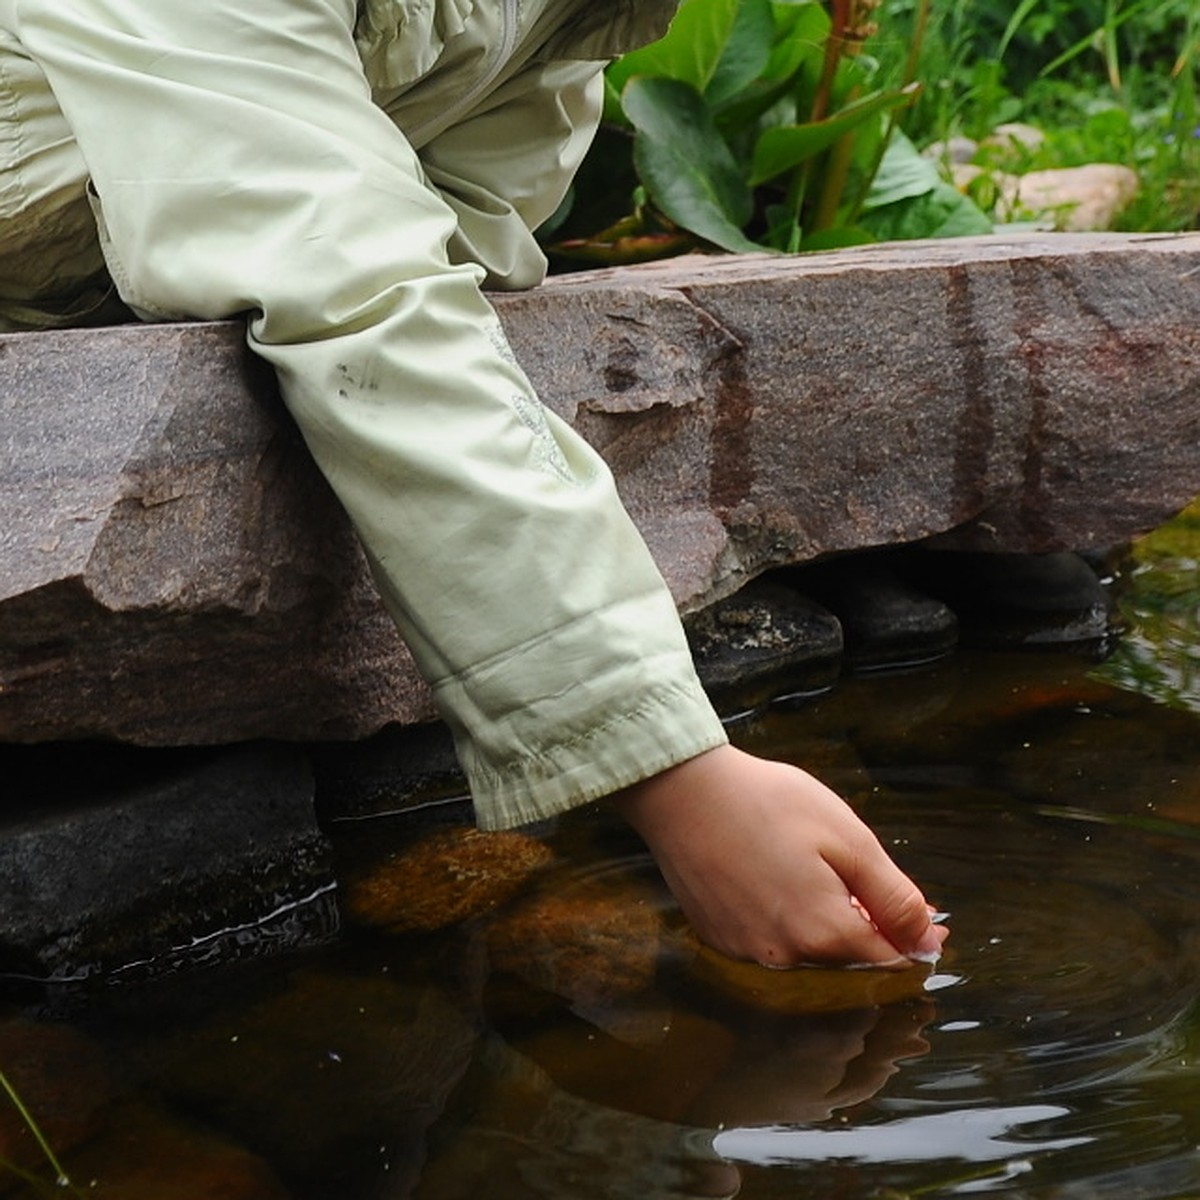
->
[414,56,608,291]
[17,0,727,828]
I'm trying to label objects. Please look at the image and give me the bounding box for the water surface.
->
[3,518,1200,1199]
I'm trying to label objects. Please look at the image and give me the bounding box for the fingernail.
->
[907,926,944,965]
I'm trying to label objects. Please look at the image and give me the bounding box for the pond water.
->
[2,513,1200,1199]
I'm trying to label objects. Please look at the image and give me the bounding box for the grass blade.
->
[0,1068,72,1190]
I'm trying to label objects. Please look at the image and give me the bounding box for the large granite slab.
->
[2,232,1199,745]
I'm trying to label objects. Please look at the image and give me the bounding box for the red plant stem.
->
[810,0,852,124]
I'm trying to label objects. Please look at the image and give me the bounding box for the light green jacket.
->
[0,0,727,828]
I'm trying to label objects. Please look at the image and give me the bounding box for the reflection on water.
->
[1098,498,1200,713]
[3,518,1200,1198]
[407,647,1198,1200]
[713,1106,1091,1166]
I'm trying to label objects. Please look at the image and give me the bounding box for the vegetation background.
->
[541,0,1199,267]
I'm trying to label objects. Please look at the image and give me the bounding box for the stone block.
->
[3,232,1199,745]
[0,743,335,992]
[0,322,432,744]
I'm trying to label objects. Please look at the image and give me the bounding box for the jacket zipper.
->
[408,0,521,144]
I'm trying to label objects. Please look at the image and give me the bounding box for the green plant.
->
[545,0,990,266]
[0,1067,83,1197]
[875,0,1200,232]
[883,0,1194,95]
[1095,498,1200,713]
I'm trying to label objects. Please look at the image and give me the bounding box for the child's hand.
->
[612,745,948,968]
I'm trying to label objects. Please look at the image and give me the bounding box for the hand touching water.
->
[613,745,948,968]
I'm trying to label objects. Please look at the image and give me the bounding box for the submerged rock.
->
[413,1034,742,1200]
[0,1019,292,1199]
[485,873,667,1022]
[339,826,555,935]
[130,965,479,1195]
[682,943,934,1017]
[0,1019,117,1179]
[58,1101,294,1200]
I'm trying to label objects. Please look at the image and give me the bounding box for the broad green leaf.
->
[859,131,940,210]
[859,180,993,242]
[765,0,829,85]
[705,0,775,109]
[858,131,992,239]
[713,2,828,128]
[624,76,763,253]
[607,0,740,97]
[749,84,918,185]
[760,200,802,251]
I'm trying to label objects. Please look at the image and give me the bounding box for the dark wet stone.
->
[796,556,958,669]
[912,550,1114,646]
[0,744,335,991]
[312,720,466,824]
[339,826,556,935]
[686,581,842,708]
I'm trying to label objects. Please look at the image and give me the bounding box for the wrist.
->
[609,744,734,839]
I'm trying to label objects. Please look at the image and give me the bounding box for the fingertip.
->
[906,922,950,965]
[849,872,952,965]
